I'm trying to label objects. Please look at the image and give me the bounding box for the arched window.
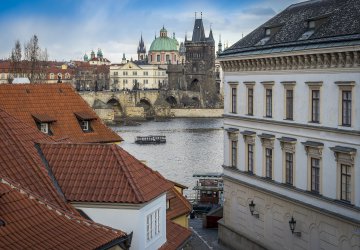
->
[50,73,54,79]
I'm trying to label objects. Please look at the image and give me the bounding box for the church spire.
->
[217,34,223,56]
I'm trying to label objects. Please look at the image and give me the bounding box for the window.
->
[133,71,137,76]
[81,120,89,131]
[248,88,254,115]
[123,71,128,76]
[157,55,160,62]
[285,152,293,185]
[340,164,351,202]
[146,209,160,241]
[230,85,237,113]
[286,89,293,120]
[248,144,254,173]
[114,71,118,76]
[312,90,320,122]
[266,89,272,117]
[166,54,170,62]
[331,146,356,204]
[144,71,148,76]
[50,73,54,80]
[279,137,297,185]
[40,123,49,134]
[231,140,237,167]
[342,91,351,126]
[265,148,272,178]
[310,158,320,193]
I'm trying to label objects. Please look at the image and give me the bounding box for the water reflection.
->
[110,118,224,197]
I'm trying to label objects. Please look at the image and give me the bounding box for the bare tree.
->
[8,40,22,83]
[24,35,49,83]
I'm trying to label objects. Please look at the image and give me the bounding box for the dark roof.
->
[0,108,71,211]
[0,84,122,143]
[221,0,360,57]
[192,19,206,42]
[0,179,128,250]
[38,143,173,203]
[32,114,57,123]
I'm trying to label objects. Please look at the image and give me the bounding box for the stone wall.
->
[125,107,146,119]
[170,109,223,118]
[94,109,114,121]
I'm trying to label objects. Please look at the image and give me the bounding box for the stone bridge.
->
[79,90,202,120]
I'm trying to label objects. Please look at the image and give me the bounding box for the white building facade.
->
[218,1,360,249]
[110,61,167,90]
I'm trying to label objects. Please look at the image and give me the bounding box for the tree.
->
[8,40,22,83]
[23,35,49,83]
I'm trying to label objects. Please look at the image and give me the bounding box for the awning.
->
[74,112,97,120]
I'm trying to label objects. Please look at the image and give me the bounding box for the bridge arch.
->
[107,98,123,120]
[137,98,155,119]
[165,96,177,107]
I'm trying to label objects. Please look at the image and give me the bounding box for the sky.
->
[0,0,302,62]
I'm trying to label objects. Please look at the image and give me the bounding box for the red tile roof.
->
[166,187,192,220]
[0,108,71,211]
[159,220,192,250]
[0,179,128,250]
[0,84,122,143]
[39,143,173,203]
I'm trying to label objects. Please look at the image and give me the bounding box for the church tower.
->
[137,34,146,61]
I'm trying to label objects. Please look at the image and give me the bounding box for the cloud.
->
[0,0,300,62]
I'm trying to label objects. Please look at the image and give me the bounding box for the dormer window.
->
[32,114,56,135]
[265,28,271,36]
[299,17,328,41]
[308,20,315,29]
[74,112,97,133]
[40,123,49,134]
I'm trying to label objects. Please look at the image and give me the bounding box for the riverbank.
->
[96,108,224,122]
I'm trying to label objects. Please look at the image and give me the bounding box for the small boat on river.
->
[135,135,166,144]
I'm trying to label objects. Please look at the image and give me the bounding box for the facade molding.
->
[223,114,360,137]
[220,50,360,73]
[222,167,360,224]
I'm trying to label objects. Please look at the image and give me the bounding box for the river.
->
[110,118,224,198]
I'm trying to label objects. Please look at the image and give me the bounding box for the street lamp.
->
[289,216,302,237]
[248,200,259,218]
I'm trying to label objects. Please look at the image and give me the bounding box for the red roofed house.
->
[37,142,180,250]
[0,178,131,250]
[0,83,122,143]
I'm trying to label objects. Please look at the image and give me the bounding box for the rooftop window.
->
[32,114,57,135]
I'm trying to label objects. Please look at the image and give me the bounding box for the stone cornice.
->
[220,50,360,72]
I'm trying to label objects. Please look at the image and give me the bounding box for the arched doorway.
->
[107,98,123,121]
[189,79,200,92]
[165,96,177,108]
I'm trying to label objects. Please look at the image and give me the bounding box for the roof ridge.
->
[0,177,125,235]
[110,145,145,202]
[172,186,192,211]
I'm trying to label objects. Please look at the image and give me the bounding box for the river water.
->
[110,118,224,198]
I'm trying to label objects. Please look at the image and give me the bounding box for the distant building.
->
[167,15,219,107]
[84,48,111,66]
[137,34,147,61]
[74,61,110,91]
[110,60,167,90]
[148,27,183,65]
[218,0,360,249]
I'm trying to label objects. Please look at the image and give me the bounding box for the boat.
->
[135,135,166,144]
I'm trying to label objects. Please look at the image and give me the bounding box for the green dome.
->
[149,37,178,52]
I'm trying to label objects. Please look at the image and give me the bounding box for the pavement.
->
[184,216,230,250]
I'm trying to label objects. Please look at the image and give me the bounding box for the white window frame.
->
[40,123,49,134]
[81,120,89,131]
[146,208,161,242]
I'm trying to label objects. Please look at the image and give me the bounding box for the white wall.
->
[74,193,167,250]
[223,71,360,130]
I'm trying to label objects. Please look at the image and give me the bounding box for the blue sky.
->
[0,0,301,62]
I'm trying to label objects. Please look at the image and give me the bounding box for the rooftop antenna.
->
[201,12,203,19]
[242,32,244,38]
[195,12,197,19]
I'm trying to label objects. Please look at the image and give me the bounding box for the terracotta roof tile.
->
[0,179,128,250]
[166,187,192,220]
[39,143,173,203]
[159,220,192,250]
[0,108,71,211]
[0,84,122,143]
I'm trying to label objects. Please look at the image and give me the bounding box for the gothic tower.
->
[137,34,146,61]
[184,13,217,107]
